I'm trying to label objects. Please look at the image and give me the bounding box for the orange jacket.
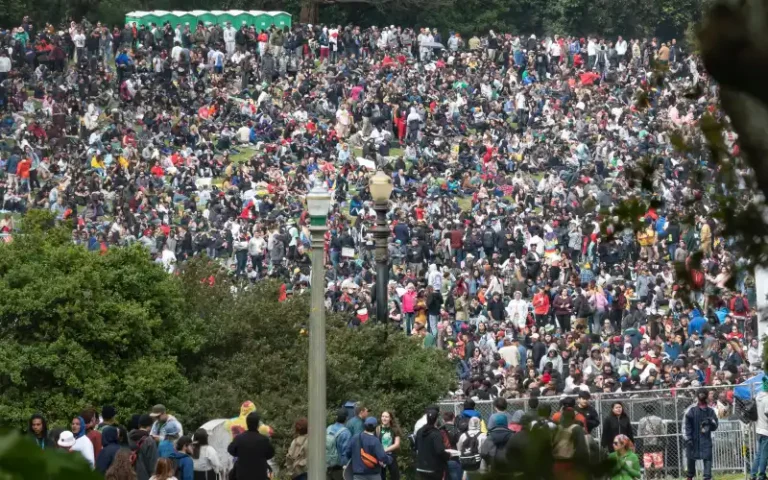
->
[16,159,31,178]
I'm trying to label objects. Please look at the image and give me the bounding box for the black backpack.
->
[744,399,758,422]
[734,296,747,313]
[459,432,482,471]
[456,416,470,434]
[483,230,494,248]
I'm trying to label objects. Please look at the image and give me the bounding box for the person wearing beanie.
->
[552,397,588,430]
[129,414,159,480]
[575,391,600,434]
[326,408,351,480]
[683,388,718,480]
[480,413,513,471]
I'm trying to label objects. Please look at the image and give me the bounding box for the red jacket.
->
[729,296,750,315]
[450,229,463,249]
[533,292,550,315]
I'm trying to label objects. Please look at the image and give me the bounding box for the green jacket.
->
[14,31,29,47]
[608,450,641,480]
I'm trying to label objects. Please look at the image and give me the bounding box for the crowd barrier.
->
[439,384,759,478]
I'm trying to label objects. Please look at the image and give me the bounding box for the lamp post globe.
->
[369,169,394,203]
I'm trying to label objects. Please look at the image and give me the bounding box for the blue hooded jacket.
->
[170,450,194,480]
[688,309,707,336]
[95,426,121,474]
[715,307,728,324]
[158,439,176,458]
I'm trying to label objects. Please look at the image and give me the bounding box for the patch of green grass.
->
[457,197,472,212]
[352,144,404,162]
[230,146,258,164]
[712,474,746,480]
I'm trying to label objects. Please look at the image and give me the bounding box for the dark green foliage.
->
[0,431,102,479]
[2,0,703,42]
[0,215,456,471]
[0,213,190,430]
[175,259,456,464]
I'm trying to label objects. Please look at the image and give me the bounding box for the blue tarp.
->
[734,372,765,400]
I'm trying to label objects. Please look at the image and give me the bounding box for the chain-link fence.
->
[438,383,760,478]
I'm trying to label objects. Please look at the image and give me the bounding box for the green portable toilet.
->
[152,11,174,27]
[170,11,195,30]
[139,12,159,28]
[229,10,250,28]
[125,11,144,27]
[248,11,268,31]
[208,10,226,26]
[198,10,218,26]
[127,11,157,28]
[188,10,209,30]
[216,10,237,27]
[268,11,292,29]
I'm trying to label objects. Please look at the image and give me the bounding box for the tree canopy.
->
[1,0,706,42]
[0,212,456,466]
[0,213,191,429]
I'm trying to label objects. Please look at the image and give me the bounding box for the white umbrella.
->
[421,40,445,49]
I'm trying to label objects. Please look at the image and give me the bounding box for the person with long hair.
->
[150,458,178,480]
[105,449,137,480]
[601,402,634,452]
[191,428,220,480]
[376,411,402,480]
[285,418,308,480]
[608,434,641,480]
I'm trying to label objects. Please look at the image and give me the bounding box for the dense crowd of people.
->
[3,12,765,480]
[28,404,276,480]
[29,386,766,480]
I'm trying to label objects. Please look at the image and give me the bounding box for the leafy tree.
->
[0,213,190,429]
[0,431,101,480]
[175,259,457,465]
[0,219,455,472]
[0,0,706,41]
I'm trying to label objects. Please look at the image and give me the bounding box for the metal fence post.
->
[675,393,684,479]
[439,383,755,477]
